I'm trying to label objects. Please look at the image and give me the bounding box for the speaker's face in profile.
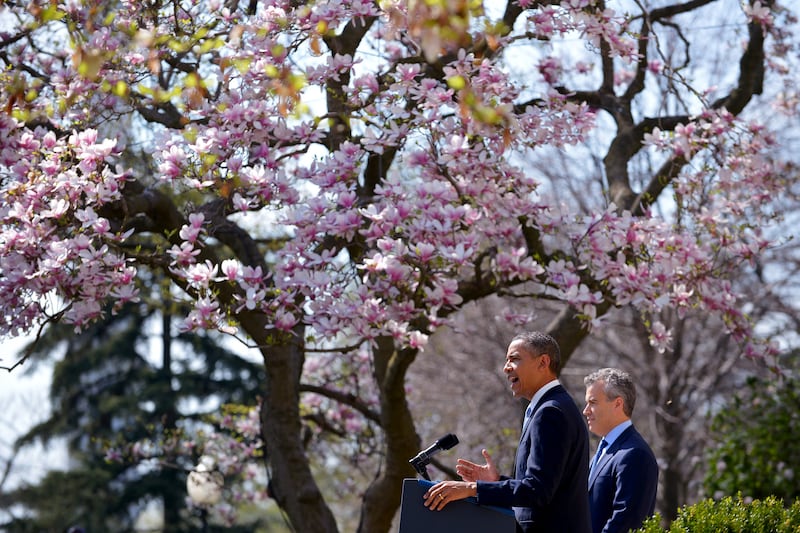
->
[503,339,551,401]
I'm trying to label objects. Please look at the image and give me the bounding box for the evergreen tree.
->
[704,353,800,503]
[2,295,265,532]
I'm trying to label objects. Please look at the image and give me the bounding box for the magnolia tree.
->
[1,0,798,531]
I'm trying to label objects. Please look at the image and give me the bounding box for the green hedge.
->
[637,494,800,533]
[704,376,800,502]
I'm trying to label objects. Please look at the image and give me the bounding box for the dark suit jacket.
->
[476,385,592,533]
[588,425,658,533]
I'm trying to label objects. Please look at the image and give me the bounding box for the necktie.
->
[522,404,534,429]
[589,438,608,477]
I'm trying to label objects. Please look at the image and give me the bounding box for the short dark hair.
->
[511,332,562,374]
[584,368,636,417]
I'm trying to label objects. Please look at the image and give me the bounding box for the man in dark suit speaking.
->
[583,368,658,533]
[423,332,591,532]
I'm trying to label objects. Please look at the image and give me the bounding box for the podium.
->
[398,478,517,533]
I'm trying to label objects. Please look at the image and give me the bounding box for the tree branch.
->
[299,383,381,425]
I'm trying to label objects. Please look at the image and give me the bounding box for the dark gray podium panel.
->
[398,478,517,533]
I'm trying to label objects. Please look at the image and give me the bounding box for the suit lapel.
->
[518,385,562,443]
[588,426,636,487]
[515,385,564,477]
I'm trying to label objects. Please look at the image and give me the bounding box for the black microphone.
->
[409,433,459,467]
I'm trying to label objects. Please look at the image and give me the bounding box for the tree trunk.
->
[357,338,422,533]
[256,324,339,533]
[546,304,611,367]
[655,417,686,523]
[653,369,686,525]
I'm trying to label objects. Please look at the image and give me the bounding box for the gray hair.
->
[584,368,636,417]
[511,332,562,374]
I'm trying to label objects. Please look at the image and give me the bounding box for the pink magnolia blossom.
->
[0,0,794,522]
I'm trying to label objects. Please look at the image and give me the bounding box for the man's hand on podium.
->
[423,480,478,511]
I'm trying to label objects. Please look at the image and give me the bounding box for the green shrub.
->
[636,494,800,533]
[704,374,800,502]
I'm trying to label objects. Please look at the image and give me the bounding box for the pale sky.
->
[0,337,67,499]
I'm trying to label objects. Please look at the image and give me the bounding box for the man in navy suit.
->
[584,368,658,533]
[424,332,591,532]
